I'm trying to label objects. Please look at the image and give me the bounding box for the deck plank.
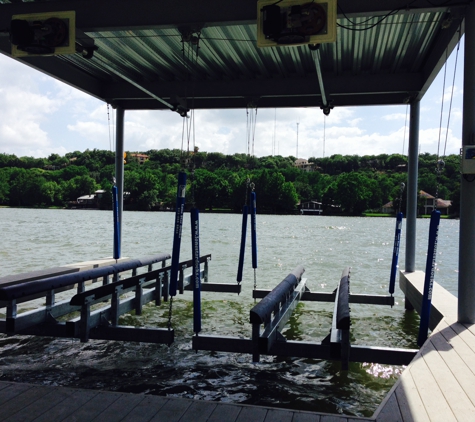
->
[374,390,402,422]
[0,385,51,420]
[0,381,10,392]
[32,389,98,422]
[394,370,430,422]
[408,350,457,421]
[263,408,294,422]
[0,382,34,406]
[449,322,475,357]
[148,396,192,422]
[60,390,123,422]
[429,326,475,408]
[439,323,475,378]
[91,392,145,422]
[422,336,475,420]
[207,403,243,422]
[461,323,475,338]
[320,416,348,422]
[291,412,321,421]
[3,386,78,422]
[423,333,475,421]
[179,400,217,422]
[235,405,268,422]
[119,395,168,422]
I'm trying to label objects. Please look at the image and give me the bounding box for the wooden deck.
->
[0,380,372,422]
[373,271,475,421]
[0,270,471,421]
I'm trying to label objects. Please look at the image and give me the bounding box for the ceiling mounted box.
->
[11,10,76,57]
[257,0,337,48]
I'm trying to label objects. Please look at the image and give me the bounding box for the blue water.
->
[0,209,460,416]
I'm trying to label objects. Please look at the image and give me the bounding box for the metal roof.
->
[0,0,467,113]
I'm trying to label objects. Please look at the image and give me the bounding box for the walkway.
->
[372,271,475,421]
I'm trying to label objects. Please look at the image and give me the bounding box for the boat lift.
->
[194,266,417,368]
[0,252,239,345]
[0,253,416,368]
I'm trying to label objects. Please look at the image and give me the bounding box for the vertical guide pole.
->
[191,208,201,334]
[115,107,125,258]
[250,192,257,270]
[112,185,120,260]
[236,205,248,282]
[170,171,187,297]
[459,5,475,323]
[389,212,403,295]
[417,210,441,346]
[405,100,420,273]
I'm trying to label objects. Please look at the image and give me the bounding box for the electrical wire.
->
[444,26,461,157]
[436,48,448,160]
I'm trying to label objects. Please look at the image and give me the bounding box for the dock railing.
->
[68,254,211,343]
[0,252,245,345]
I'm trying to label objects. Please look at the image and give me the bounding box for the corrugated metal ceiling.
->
[0,1,465,110]
[58,12,444,83]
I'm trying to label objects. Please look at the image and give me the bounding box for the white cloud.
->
[0,37,466,159]
[67,121,110,148]
[383,113,407,121]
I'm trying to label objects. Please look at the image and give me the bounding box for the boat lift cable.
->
[435,33,459,203]
[182,33,203,335]
[246,102,258,156]
[444,29,461,157]
[168,33,201,330]
[309,44,332,116]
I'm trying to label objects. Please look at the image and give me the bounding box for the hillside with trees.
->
[0,149,461,216]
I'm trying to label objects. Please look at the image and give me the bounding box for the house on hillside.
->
[419,190,451,215]
[381,201,394,214]
[129,153,149,165]
[381,191,452,215]
[294,159,315,172]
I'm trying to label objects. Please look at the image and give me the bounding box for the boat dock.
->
[0,271,471,421]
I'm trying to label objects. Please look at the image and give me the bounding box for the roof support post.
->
[405,99,420,272]
[458,2,475,323]
[115,106,125,258]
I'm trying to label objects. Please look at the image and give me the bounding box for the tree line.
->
[0,149,461,216]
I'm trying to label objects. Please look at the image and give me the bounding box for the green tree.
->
[40,181,62,206]
[253,169,298,213]
[0,168,10,204]
[334,172,378,215]
[8,168,46,206]
[136,169,162,210]
[62,175,98,201]
[192,169,230,210]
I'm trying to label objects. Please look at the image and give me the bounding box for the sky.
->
[0,37,465,160]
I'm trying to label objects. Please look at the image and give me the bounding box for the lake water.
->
[0,208,460,416]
